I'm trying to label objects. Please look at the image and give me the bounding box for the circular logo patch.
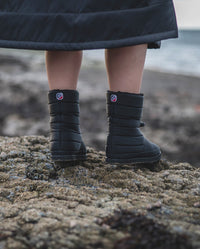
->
[110,94,117,102]
[56,92,64,100]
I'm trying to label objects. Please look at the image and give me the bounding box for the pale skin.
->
[45,44,147,94]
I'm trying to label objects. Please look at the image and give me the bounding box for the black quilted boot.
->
[47,89,87,162]
[106,90,161,164]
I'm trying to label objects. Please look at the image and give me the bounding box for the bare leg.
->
[105,44,147,93]
[45,50,83,90]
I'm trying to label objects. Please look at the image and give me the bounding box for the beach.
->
[0,49,199,166]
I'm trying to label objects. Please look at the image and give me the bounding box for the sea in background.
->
[83,30,200,78]
[145,30,200,77]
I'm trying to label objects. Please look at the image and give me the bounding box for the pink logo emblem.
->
[56,92,64,100]
[111,94,117,102]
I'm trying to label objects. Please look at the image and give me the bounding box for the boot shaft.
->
[105,90,161,163]
[47,89,86,161]
[48,89,81,133]
[106,90,144,131]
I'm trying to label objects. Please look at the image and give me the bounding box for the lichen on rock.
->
[0,135,199,249]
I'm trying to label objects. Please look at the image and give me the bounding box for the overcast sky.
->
[174,0,200,29]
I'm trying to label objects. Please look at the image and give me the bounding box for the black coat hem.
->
[0,30,178,51]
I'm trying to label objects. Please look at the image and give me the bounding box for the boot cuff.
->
[107,90,143,107]
[48,89,79,104]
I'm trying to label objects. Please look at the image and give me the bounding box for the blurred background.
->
[0,0,199,166]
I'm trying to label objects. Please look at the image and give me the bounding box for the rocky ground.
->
[0,135,200,249]
[0,48,199,166]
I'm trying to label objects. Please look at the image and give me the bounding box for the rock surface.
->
[0,136,199,249]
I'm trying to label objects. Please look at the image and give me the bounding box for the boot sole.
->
[52,155,87,168]
[52,154,87,162]
[106,153,161,164]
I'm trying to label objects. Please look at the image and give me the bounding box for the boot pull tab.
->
[140,121,145,127]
